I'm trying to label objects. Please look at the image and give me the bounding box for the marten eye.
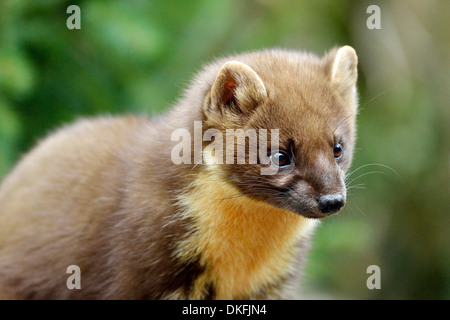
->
[334,143,343,160]
[270,151,291,168]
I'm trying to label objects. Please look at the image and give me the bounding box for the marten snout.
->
[318,194,345,215]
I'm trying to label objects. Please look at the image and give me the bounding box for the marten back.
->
[0,47,358,299]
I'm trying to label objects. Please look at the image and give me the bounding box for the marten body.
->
[0,47,358,299]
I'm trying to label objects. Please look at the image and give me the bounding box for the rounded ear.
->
[329,46,358,95]
[207,61,267,116]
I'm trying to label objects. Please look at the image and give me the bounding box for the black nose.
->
[318,194,344,215]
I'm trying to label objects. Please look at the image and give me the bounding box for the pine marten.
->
[0,46,358,299]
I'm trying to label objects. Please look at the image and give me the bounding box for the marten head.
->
[200,47,358,219]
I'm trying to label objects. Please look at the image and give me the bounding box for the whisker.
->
[346,163,402,182]
[346,183,366,191]
[344,202,366,217]
[346,171,388,185]
[333,112,356,136]
[358,87,398,110]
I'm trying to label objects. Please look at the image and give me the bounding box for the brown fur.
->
[0,47,358,299]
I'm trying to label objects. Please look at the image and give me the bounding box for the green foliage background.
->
[0,0,448,299]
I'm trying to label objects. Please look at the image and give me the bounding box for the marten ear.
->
[329,46,358,96]
[206,61,267,117]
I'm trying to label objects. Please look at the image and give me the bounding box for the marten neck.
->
[174,167,318,299]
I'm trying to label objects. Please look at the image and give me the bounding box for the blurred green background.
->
[0,0,448,299]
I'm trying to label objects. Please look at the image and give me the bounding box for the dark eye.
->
[334,143,343,160]
[270,151,291,168]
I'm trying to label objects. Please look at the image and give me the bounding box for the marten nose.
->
[318,194,344,214]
